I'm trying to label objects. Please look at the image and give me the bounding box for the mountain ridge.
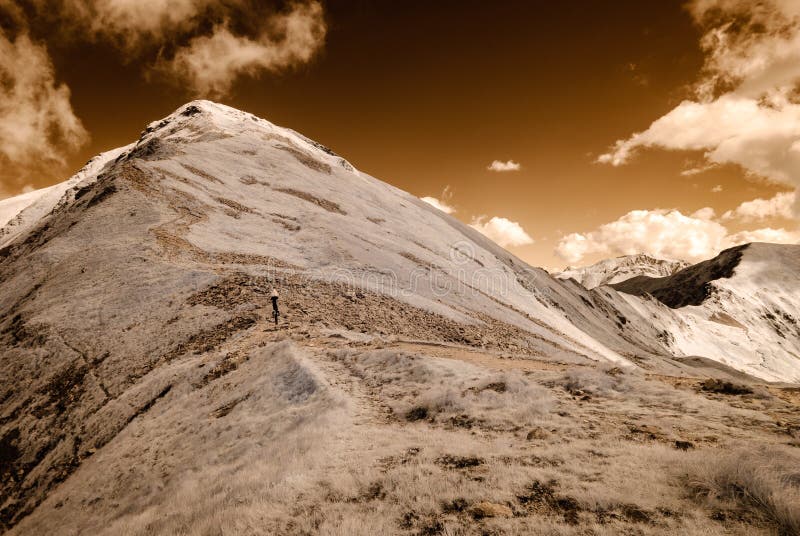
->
[1,100,799,534]
[556,253,690,289]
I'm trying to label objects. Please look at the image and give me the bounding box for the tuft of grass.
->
[684,446,800,535]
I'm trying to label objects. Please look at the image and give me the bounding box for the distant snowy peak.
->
[612,243,799,308]
[556,253,690,289]
[607,243,800,382]
[0,144,131,249]
[611,245,747,308]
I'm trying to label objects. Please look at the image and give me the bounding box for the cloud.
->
[722,191,796,221]
[681,164,718,176]
[555,207,800,264]
[421,196,455,214]
[30,1,327,98]
[686,0,800,99]
[691,206,717,220]
[55,0,208,47]
[0,29,88,188]
[555,209,729,264]
[596,96,800,188]
[727,227,800,244]
[712,184,723,192]
[470,216,534,247]
[487,160,521,172]
[597,0,800,216]
[161,1,326,97]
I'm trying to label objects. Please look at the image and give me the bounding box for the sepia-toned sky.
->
[1,0,799,269]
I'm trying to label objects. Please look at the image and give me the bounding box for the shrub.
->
[699,379,753,396]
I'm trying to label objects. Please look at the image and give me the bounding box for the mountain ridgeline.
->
[0,101,798,533]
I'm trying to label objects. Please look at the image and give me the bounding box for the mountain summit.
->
[1,101,798,535]
[556,254,690,289]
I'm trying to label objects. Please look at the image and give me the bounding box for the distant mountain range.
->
[556,254,690,289]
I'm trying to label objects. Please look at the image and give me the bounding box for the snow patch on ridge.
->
[0,144,132,249]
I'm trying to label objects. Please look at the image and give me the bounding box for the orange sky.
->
[1,1,797,269]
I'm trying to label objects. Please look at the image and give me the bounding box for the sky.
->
[1,0,799,270]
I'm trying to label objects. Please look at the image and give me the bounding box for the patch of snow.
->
[0,144,132,249]
[556,254,690,289]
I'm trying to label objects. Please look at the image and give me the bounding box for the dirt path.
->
[308,349,395,426]
[393,340,578,372]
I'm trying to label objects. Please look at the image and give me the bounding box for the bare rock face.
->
[610,245,747,308]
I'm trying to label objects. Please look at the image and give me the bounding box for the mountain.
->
[555,254,690,289]
[609,243,800,382]
[1,101,798,536]
[0,146,132,250]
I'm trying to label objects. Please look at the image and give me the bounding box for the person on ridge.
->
[270,288,279,325]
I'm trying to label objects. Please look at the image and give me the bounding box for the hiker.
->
[270,288,279,325]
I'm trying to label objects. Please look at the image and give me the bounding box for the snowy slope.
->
[556,254,689,289]
[127,101,630,363]
[0,145,132,249]
[1,188,57,227]
[609,243,800,382]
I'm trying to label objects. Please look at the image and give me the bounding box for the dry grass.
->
[684,446,800,535]
[330,348,554,430]
[9,336,798,536]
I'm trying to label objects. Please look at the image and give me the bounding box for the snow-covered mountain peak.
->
[136,100,357,174]
[556,253,689,289]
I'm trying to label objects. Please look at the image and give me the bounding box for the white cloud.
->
[722,191,796,221]
[686,0,800,99]
[0,30,88,186]
[555,207,800,265]
[727,227,800,244]
[487,160,521,172]
[470,216,534,247]
[56,0,207,46]
[163,1,326,97]
[421,186,455,213]
[555,209,728,264]
[597,0,800,217]
[597,96,800,188]
[712,184,723,192]
[691,206,717,220]
[421,196,455,214]
[681,164,718,176]
[35,1,327,97]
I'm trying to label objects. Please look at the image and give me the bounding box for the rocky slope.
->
[0,101,798,535]
[556,254,689,289]
[608,243,800,382]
